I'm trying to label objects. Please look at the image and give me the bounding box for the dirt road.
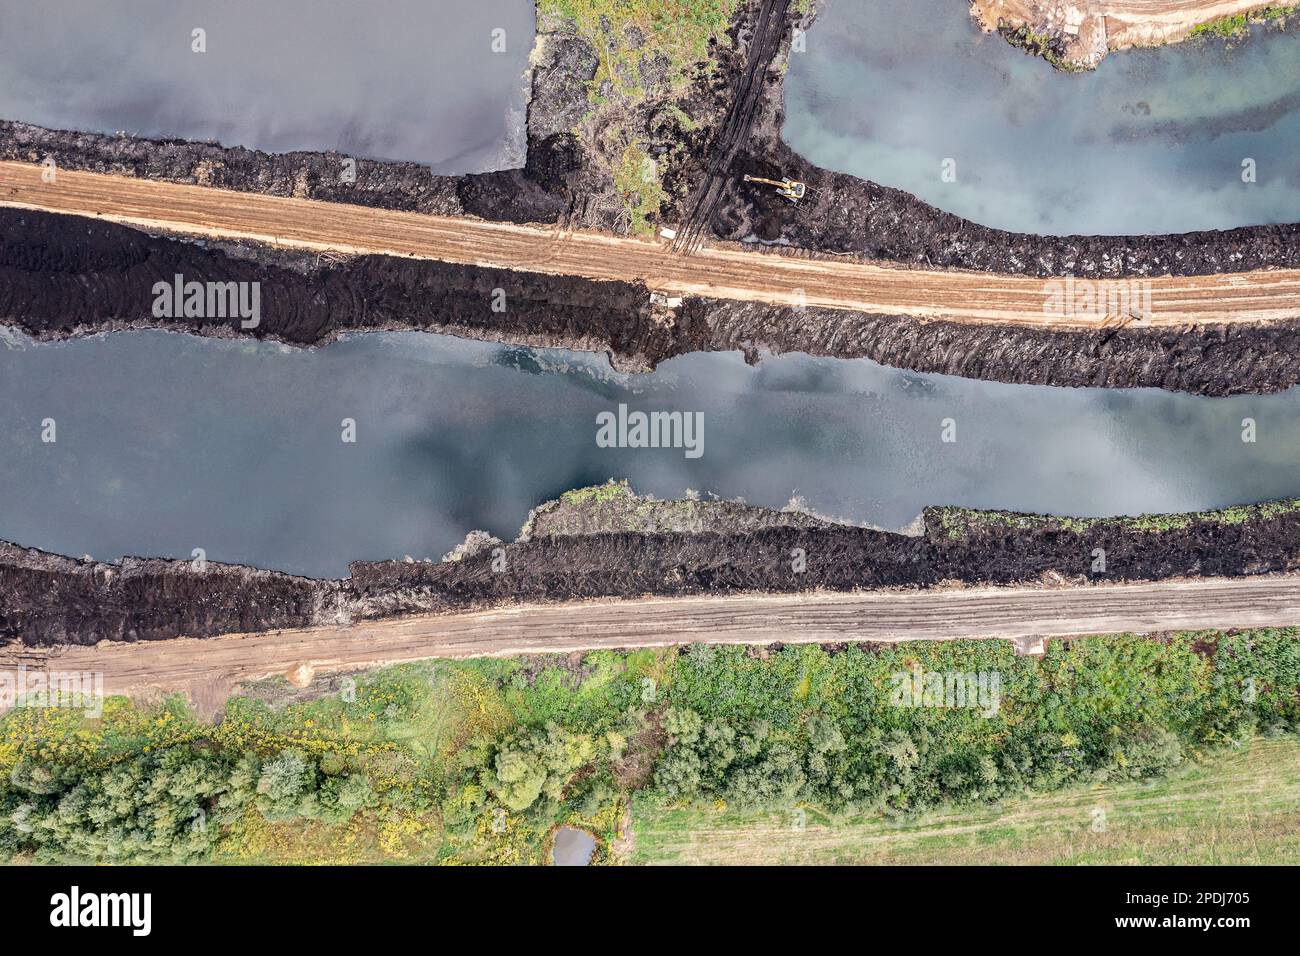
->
[970,0,1280,66]
[5,575,1300,710]
[3,161,1300,328]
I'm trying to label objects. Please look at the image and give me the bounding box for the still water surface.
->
[552,827,596,866]
[785,0,1300,235]
[2,330,1297,578]
[0,0,535,172]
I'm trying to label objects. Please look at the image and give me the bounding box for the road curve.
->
[5,575,1300,710]
[3,162,1300,328]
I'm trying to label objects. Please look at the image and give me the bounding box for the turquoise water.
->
[784,0,1300,235]
[3,329,1298,577]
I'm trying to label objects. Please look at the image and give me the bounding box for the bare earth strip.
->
[3,162,1300,327]
[5,576,1300,711]
[971,0,1283,59]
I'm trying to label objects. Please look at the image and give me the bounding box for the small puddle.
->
[552,827,596,866]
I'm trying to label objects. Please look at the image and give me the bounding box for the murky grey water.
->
[1,330,1297,578]
[552,826,595,866]
[0,0,534,172]
[785,0,1300,235]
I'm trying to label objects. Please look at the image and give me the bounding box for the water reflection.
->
[0,329,1294,577]
[0,0,534,172]
[785,0,1300,234]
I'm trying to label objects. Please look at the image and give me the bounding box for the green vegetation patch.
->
[542,0,740,100]
[529,479,829,537]
[632,736,1300,864]
[1190,4,1299,39]
[2,630,1295,864]
[539,0,742,234]
[649,632,1297,817]
[558,477,638,506]
[928,496,1300,540]
[999,25,1081,72]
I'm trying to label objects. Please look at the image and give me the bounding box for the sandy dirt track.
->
[3,162,1300,328]
[970,0,1280,54]
[5,575,1300,710]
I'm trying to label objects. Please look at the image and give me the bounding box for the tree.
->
[485,723,596,812]
[653,747,703,798]
[726,744,807,809]
[490,747,548,811]
[662,706,702,745]
[1,747,238,863]
[808,715,846,755]
[256,750,316,820]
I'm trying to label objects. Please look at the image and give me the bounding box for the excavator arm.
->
[742,173,807,203]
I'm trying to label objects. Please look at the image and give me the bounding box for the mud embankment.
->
[6,206,1300,395]
[0,540,329,645]
[0,207,674,368]
[8,498,1300,645]
[4,1,1300,392]
[722,140,1300,278]
[0,119,577,226]
[682,297,1300,395]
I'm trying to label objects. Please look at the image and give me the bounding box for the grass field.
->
[631,737,1300,865]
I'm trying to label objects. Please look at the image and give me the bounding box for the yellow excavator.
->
[743,173,806,203]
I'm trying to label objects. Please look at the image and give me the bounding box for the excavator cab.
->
[743,173,806,203]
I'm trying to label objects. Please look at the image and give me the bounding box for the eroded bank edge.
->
[5,482,1300,645]
[6,207,1300,395]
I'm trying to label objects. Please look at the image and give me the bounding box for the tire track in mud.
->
[4,162,1299,328]
[674,0,791,255]
[5,574,1300,708]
